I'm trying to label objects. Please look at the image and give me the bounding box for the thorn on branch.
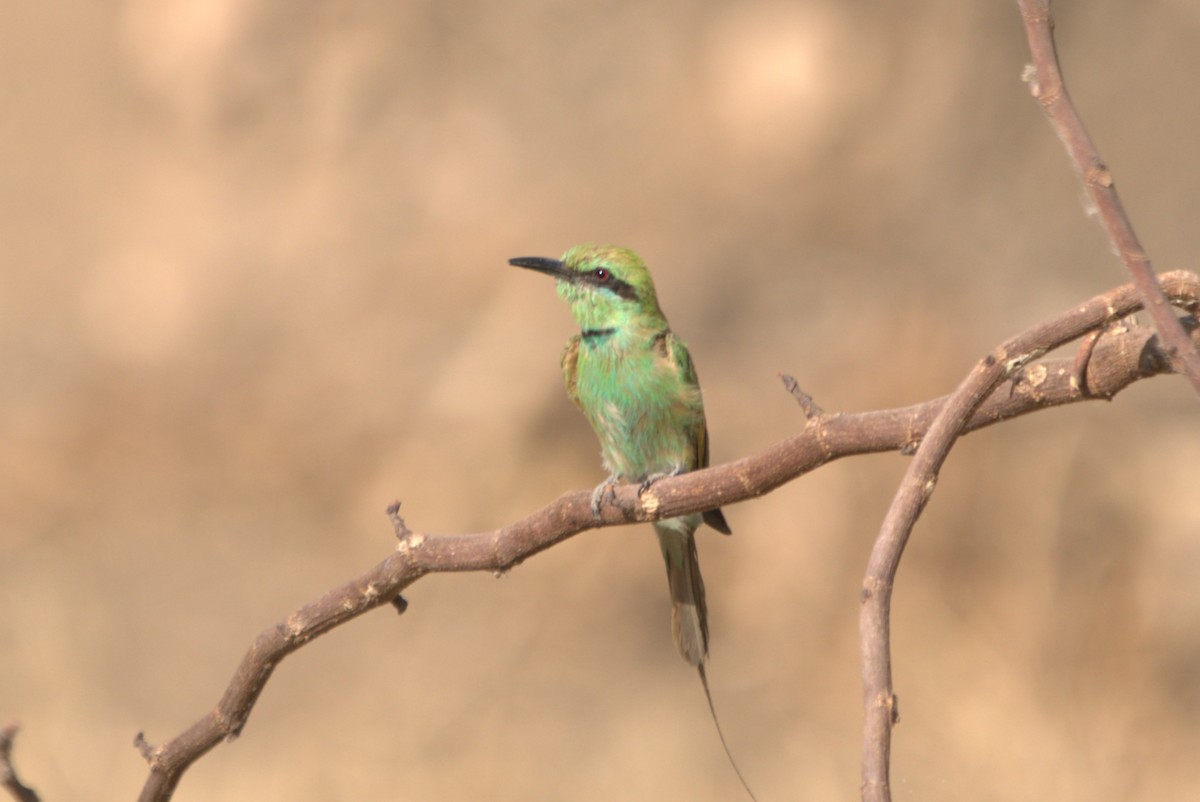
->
[133,731,156,762]
[387,501,411,542]
[778,373,824,419]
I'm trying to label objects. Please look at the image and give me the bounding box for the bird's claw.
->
[637,464,686,498]
[590,477,618,520]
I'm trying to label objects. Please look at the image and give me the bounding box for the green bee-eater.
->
[508,244,732,668]
[509,245,754,797]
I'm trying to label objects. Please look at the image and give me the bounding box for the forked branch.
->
[852,7,1200,799]
[1017,0,1200,393]
[858,272,1197,802]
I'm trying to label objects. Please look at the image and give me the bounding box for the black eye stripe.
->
[582,269,637,300]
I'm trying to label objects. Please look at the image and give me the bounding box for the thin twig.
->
[134,275,1198,801]
[779,373,824,419]
[1017,0,1200,395]
[0,726,40,802]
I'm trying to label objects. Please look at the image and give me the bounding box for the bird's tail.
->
[654,518,708,666]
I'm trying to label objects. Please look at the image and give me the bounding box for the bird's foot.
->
[637,464,686,498]
[589,476,619,520]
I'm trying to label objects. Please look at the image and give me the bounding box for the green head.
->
[508,244,665,331]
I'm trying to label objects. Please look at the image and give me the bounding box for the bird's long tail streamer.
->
[699,662,758,801]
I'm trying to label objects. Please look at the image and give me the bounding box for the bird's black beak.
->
[508,256,572,280]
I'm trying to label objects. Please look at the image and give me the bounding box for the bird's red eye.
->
[594,268,610,281]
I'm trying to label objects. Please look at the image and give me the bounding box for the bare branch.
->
[1,726,39,802]
[857,270,1197,802]
[133,273,1198,801]
[1017,0,1200,394]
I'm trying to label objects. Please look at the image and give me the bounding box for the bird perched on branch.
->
[508,245,753,797]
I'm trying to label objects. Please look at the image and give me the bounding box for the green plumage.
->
[509,244,730,667]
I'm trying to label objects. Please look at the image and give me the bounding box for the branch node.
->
[1071,329,1103,397]
[1084,162,1113,189]
[390,595,409,615]
[778,373,824,419]
[639,488,662,520]
[212,707,243,744]
[1002,348,1043,375]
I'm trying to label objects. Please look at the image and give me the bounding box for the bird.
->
[509,244,754,798]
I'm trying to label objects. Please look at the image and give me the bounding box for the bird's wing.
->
[560,334,583,411]
[663,330,733,535]
[660,330,707,465]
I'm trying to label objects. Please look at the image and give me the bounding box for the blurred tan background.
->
[3,1,1199,799]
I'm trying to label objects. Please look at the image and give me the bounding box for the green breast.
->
[574,332,704,481]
